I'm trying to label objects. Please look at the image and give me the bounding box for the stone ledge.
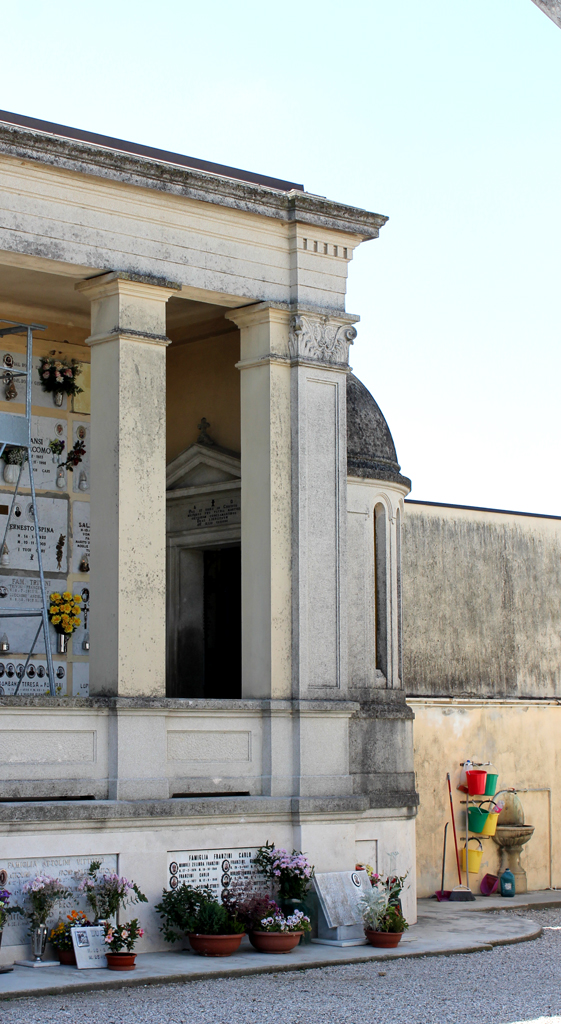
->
[0,696,360,713]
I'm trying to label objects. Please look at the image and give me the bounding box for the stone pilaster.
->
[76,272,179,696]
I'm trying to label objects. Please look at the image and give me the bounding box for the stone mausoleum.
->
[0,111,417,957]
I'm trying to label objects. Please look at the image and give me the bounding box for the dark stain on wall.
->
[402,509,561,698]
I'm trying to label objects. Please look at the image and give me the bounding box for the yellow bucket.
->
[481,812,498,837]
[461,839,483,873]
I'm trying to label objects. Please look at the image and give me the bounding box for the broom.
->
[446,771,476,901]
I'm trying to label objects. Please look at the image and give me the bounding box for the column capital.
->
[288,310,359,368]
[77,271,180,347]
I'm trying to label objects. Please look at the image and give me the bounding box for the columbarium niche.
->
[166,439,241,699]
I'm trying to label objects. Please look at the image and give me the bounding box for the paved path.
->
[0,890,555,1001]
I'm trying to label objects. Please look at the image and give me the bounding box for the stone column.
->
[289,310,358,698]
[76,272,179,696]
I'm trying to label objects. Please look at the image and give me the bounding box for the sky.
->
[2,1,560,514]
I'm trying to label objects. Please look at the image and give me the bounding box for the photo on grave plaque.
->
[17,417,68,491]
[168,849,267,902]
[0,494,68,572]
[71,926,107,969]
[72,422,90,494]
[72,501,90,574]
[72,582,90,656]
[0,351,67,410]
[0,658,66,696]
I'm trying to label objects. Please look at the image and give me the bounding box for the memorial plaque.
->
[71,926,107,969]
[313,870,371,945]
[0,493,68,572]
[185,495,241,531]
[0,351,68,410]
[72,501,90,573]
[72,661,89,697]
[0,658,66,695]
[17,417,68,491]
[0,574,45,653]
[168,848,266,902]
[0,854,117,946]
[72,421,90,494]
[72,582,90,656]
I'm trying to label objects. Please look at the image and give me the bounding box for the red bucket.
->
[466,769,487,795]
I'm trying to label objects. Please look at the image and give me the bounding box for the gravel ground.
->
[3,908,561,1024]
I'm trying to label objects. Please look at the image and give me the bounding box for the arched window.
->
[374,502,387,678]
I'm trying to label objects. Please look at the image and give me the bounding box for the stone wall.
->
[402,502,561,698]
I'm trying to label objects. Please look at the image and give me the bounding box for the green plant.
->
[254,842,314,901]
[155,884,243,940]
[78,861,147,921]
[257,909,311,933]
[12,875,72,929]
[0,888,11,929]
[359,888,409,934]
[104,918,144,952]
[1,446,27,465]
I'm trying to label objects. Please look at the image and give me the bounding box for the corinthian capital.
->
[288,313,358,367]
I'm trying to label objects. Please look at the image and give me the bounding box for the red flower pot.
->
[105,952,137,971]
[57,949,77,966]
[188,934,244,957]
[249,931,304,954]
[365,930,404,949]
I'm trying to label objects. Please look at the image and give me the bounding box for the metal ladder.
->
[0,317,56,696]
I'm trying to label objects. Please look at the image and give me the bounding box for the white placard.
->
[72,501,90,573]
[72,422,90,494]
[0,658,67,695]
[16,417,68,491]
[72,582,90,656]
[0,574,45,653]
[72,661,89,697]
[0,494,68,572]
[0,854,118,946]
[71,926,107,969]
[168,848,266,902]
[0,351,68,410]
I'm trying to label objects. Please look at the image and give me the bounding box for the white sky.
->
[2,1,560,514]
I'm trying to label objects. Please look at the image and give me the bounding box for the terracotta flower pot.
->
[57,949,77,966]
[188,933,244,957]
[365,930,404,948]
[249,931,304,953]
[105,952,137,971]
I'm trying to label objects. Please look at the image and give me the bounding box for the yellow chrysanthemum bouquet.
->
[48,591,82,635]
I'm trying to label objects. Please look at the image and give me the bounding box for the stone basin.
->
[492,825,535,849]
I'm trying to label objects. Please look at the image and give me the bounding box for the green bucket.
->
[484,773,499,797]
[467,805,489,834]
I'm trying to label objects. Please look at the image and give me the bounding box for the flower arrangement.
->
[38,357,83,398]
[357,864,409,908]
[14,875,71,928]
[104,919,144,953]
[155,884,244,940]
[49,911,91,950]
[257,909,311,934]
[48,438,86,473]
[1,446,27,466]
[254,842,314,901]
[48,591,82,636]
[79,861,147,922]
[359,887,408,934]
[0,887,11,929]
[222,886,280,931]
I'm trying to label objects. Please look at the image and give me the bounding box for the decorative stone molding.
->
[288,314,357,367]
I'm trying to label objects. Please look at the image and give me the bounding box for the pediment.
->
[166,443,241,490]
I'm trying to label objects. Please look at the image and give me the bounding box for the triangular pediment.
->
[166,443,241,490]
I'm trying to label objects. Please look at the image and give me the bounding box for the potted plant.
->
[0,886,11,948]
[48,591,82,654]
[359,888,409,948]
[156,883,245,957]
[249,908,311,953]
[12,875,72,963]
[49,911,91,965]
[38,356,83,407]
[78,860,147,924]
[254,842,315,943]
[104,919,144,971]
[1,446,27,484]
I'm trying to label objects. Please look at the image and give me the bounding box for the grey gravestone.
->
[312,870,371,946]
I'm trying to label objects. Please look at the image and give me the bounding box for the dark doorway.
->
[168,544,241,698]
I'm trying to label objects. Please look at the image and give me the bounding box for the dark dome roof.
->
[347,374,411,487]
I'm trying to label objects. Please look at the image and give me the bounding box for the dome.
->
[346,374,411,487]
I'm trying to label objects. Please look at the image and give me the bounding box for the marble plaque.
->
[0,659,67,695]
[313,870,371,928]
[17,417,68,491]
[72,582,90,656]
[72,661,89,697]
[72,421,90,494]
[0,494,68,572]
[0,574,45,653]
[185,495,241,531]
[72,925,107,969]
[72,501,90,573]
[0,854,117,946]
[0,351,68,410]
[168,848,266,902]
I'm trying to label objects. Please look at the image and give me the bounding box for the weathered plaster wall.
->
[166,332,241,462]
[411,698,560,897]
[402,503,561,698]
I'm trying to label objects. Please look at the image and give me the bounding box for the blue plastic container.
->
[500,868,515,897]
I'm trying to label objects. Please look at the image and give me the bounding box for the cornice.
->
[0,123,388,240]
